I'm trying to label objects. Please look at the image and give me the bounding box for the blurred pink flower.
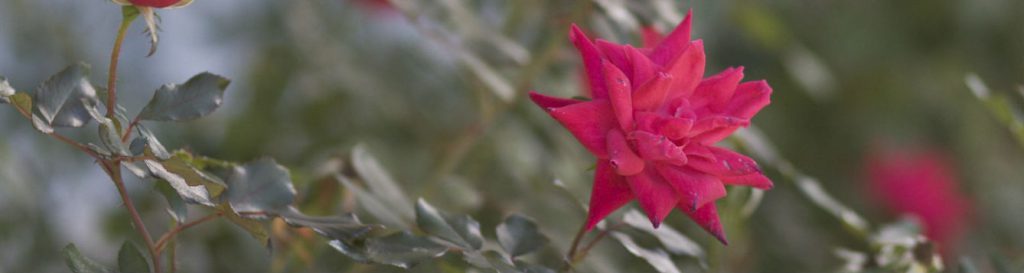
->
[353,0,400,15]
[866,148,971,250]
[530,11,773,244]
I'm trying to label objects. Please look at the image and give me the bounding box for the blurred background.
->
[2,0,1024,272]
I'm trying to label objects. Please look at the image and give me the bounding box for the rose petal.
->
[715,80,771,119]
[607,129,645,176]
[632,72,673,111]
[708,146,765,175]
[680,202,727,244]
[528,91,581,110]
[625,46,658,89]
[648,9,693,66]
[692,67,744,108]
[130,0,184,8]
[596,40,633,77]
[631,131,687,166]
[548,100,615,158]
[721,173,773,190]
[655,164,726,211]
[688,115,749,145]
[570,24,608,100]
[585,160,635,230]
[684,145,715,161]
[691,126,743,146]
[687,146,766,180]
[640,26,664,48]
[688,114,750,145]
[664,40,706,102]
[625,168,680,228]
[656,116,694,140]
[603,62,634,131]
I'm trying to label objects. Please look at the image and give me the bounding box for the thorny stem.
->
[154,212,224,252]
[104,161,162,273]
[106,14,131,119]
[104,11,164,273]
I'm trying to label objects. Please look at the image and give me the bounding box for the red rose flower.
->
[112,0,192,8]
[530,11,773,244]
[866,147,971,252]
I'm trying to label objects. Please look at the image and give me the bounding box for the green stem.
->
[574,223,621,260]
[560,223,589,272]
[106,12,132,119]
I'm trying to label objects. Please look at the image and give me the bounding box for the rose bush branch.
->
[154,212,224,252]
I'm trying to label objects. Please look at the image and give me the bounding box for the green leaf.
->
[496,214,549,257]
[515,261,556,273]
[225,158,295,215]
[221,205,270,246]
[458,51,514,102]
[610,232,681,273]
[117,242,150,273]
[990,254,1013,273]
[622,210,703,258]
[33,63,98,127]
[135,125,170,159]
[957,257,979,273]
[62,243,113,273]
[137,72,230,121]
[415,199,483,250]
[795,176,869,235]
[351,145,415,221]
[336,174,408,229]
[10,92,32,116]
[155,182,188,223]
[329,231,447,269]
[129,137,146,156]
[0,76,13,103]
[483,250,523,273]
[161,155,227,198]
[7,91,55,134]
[277,208,381,242]
[83,100,130,156]
[144,160,214,206]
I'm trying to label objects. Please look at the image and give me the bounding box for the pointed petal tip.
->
[680,9,694,31]
[714,231,729,245]
[569,24,587,42]
[528,91,580,111]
